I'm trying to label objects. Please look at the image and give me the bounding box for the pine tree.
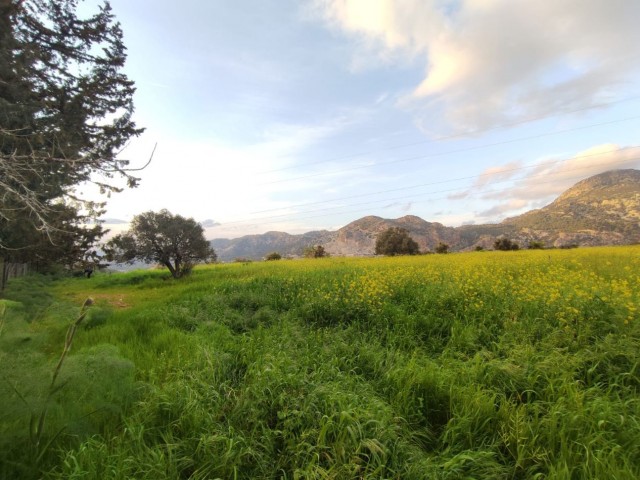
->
[0,0,143,266]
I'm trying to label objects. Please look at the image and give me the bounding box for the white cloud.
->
[315,0,640,131]
[499,144,640,201]
[475,144,640,220]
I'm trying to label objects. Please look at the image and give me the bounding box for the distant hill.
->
[501,169,640,246]
[211,169,640,261]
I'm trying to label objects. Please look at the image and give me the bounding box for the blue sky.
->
[83,0,640,238]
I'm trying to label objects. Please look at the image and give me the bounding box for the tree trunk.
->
[164,261,178,278]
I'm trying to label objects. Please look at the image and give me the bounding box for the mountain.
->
[211,230,334,261]
[501,169,640,245]
[211,169,640,261]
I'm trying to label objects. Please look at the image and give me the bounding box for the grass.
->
[0,246,639,479]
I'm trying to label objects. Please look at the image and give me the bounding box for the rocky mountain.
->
[211,230,334,261]
[211,169,640,261]
[501,169,640,246]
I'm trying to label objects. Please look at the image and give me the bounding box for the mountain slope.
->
[502,169,640,246]
[211,169,640,260]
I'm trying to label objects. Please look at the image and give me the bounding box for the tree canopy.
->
[304,245,328,258]
[494,238,520,251]
[106,210,217,278]
[435,242,450,254]
[0,0,144,267]
[375,227,420,256]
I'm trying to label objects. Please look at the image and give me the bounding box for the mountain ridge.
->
[211,169,640,261]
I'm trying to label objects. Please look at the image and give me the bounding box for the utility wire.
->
[219,153,640,228]
[251,146,638,215]
[254,94,640,176]
[259,115,640,186]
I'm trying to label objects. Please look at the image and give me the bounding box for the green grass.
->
[1,247,639,479]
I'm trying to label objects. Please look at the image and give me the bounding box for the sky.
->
[81,0,640,239]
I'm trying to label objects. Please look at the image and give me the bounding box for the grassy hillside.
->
[1,248,639,479]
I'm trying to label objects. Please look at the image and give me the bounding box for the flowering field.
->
[1,246,639,478]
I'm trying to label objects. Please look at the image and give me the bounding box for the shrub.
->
[375,227,419,256]
[435,242,450,254]
[494,238,520,251]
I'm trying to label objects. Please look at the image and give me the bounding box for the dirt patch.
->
[83,293,131,309]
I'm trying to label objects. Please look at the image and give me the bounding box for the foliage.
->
[1,247,640,478]
[0,0,143,261]
[494,237,520,251]
[375,227,420,256]
[0,204,103,272]
[304,245,328,258]
[265,252,282,261]
[106,210,216,278]
[528,240,545,249]
[435,242,450,254]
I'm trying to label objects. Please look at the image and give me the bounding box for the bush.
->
[304,245,328,258]
[375,227,419,256]
[494,238,520,251]
[435,242,449,254]
[265,252,282,261]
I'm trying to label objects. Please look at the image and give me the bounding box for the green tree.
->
[494,238,520,251]
[106,210,216,278]
[304,245,327,258]
[435,242,449,254]
[528,241,545,250]
[265,252,282,261]
[0,0,144,260]
[1,204,103,272]
[375,227,419,256]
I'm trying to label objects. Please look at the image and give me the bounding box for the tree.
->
[1,0,144,256]
[304,245,327,258]
[265,252,282,261]
[435,242,449,254]
[528,241,545,250]
[106,210,216,278]
[1,203,103,272]
[494,238,520,251]
[375,227,419,256]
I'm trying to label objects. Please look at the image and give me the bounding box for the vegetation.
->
[265,252,282,261]
[375,227,420,256]
[0,0,143,265]
[528,240,545,249]
[106,210,216,278]
[435,242,450,254]
[304,245,328,258]
[494,237,520,251]
[1,246,639,479]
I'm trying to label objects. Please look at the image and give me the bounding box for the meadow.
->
[0,246,639,479]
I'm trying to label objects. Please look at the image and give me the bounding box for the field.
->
[1,247,639,479]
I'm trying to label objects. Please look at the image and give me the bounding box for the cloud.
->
[200,219,220,228]
[473,162,523,188]
[315,0,640,131]
[474,144,640,219]
[487,144,640,200]
[478,199,529,218]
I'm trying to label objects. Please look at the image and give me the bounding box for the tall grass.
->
[0,246,638,479]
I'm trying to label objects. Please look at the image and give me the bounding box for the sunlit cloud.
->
[315,0,640,131]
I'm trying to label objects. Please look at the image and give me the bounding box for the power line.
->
[250,145,638,215]
[259,115,640,186]
[253,94,640,176]
[219,152,640,229]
